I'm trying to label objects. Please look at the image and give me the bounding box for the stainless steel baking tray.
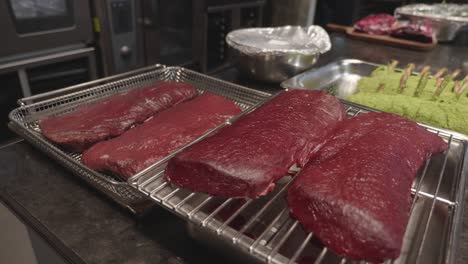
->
[8,64,273,213]
[281,58,468,140]
[128,88,467,263]
[281,59,379,99]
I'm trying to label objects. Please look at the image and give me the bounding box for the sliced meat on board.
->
[82,93,241,179]
[40,82,198,152]
[287,112,448,263]
[354,14,396,35]
[165,90,346,198]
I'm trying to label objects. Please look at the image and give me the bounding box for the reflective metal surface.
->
[226,26,331,82]
[128,89,467,263]
[8,64,272,213]
[395,4,468,42]
[281,59,468,140]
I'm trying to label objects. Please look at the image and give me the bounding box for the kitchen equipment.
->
[92,0,144,75]
[282,59,468,138]
[0,0,97,144]
[226,25,331,82]
[129,61,467,263]
[327,23,437,51]
[133,0,266,74]
[0,0,93,60]
[395,4,468,42]
[128,86,466,263]
[0,48,97,144]
[8,64,272,213]
[199,0,266,72]
[282,59,464,113]
[92,0,266,76]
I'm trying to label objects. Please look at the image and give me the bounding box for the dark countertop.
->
[0,141,236,264]
[1,33,468,264]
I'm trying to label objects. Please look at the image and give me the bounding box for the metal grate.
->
[128,101,467,264]
[8,65,273,212]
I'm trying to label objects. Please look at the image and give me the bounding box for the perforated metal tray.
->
[8,65,273,213]
[128,85,467,262]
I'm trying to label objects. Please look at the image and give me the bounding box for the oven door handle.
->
[17,64,166,106]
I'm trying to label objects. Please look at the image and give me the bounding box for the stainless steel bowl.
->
[231,45,320,83]
[226,26,331,83]
[395,4,468,42]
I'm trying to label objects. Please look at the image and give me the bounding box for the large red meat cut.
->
[165,90,345,198]
[82,93,241,179]
[354,14,396,35]
[40,82,198,152]
[287,112,448,262]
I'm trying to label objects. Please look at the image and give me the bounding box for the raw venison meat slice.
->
[287,112,448,262]
[40,82,198,152]
[165,90,345,198]
[354,14,396,35]
[82,93,241,179]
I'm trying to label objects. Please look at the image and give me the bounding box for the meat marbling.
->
[287,112,448,262]
[82,93,241,179]
[40,82,198,152]
[165,90,345,198]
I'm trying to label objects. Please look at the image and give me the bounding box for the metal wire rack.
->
[128,102,467,264]
[8,65,273,213]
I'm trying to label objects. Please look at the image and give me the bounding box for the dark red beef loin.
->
[287,112,448,262]
[354,14,396,35]
[165,90,346,198]
[40,82,198,152]
[82,93,241,179]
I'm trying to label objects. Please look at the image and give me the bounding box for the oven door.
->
[140,0,195,67]
[0,0,93,59]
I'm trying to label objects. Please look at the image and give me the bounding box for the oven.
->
[92,0,144,75]
[0,0,96,144]
[140,0,195,68]
[92,0,265,76]
[140,0,266,73]
[0,0,93,61]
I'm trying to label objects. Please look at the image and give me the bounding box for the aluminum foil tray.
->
[128,88,467,263]
[226,26,331,56]
[226,26,331,82]
[395,4,468,42]
[8,65,272,213]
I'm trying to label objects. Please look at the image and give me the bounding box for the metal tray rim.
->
[8,66,273,212]
[127,91,468,263]
[281,58,468,141]
[280,59,468,263]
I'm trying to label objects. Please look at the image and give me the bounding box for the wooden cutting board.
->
[327,23,437,51]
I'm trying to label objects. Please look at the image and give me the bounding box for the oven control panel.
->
[107,0,137,73]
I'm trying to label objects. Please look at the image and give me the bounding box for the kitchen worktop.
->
[1,32,468,264]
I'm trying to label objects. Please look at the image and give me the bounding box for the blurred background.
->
[1,0,467,143]
[313,0,468,27]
